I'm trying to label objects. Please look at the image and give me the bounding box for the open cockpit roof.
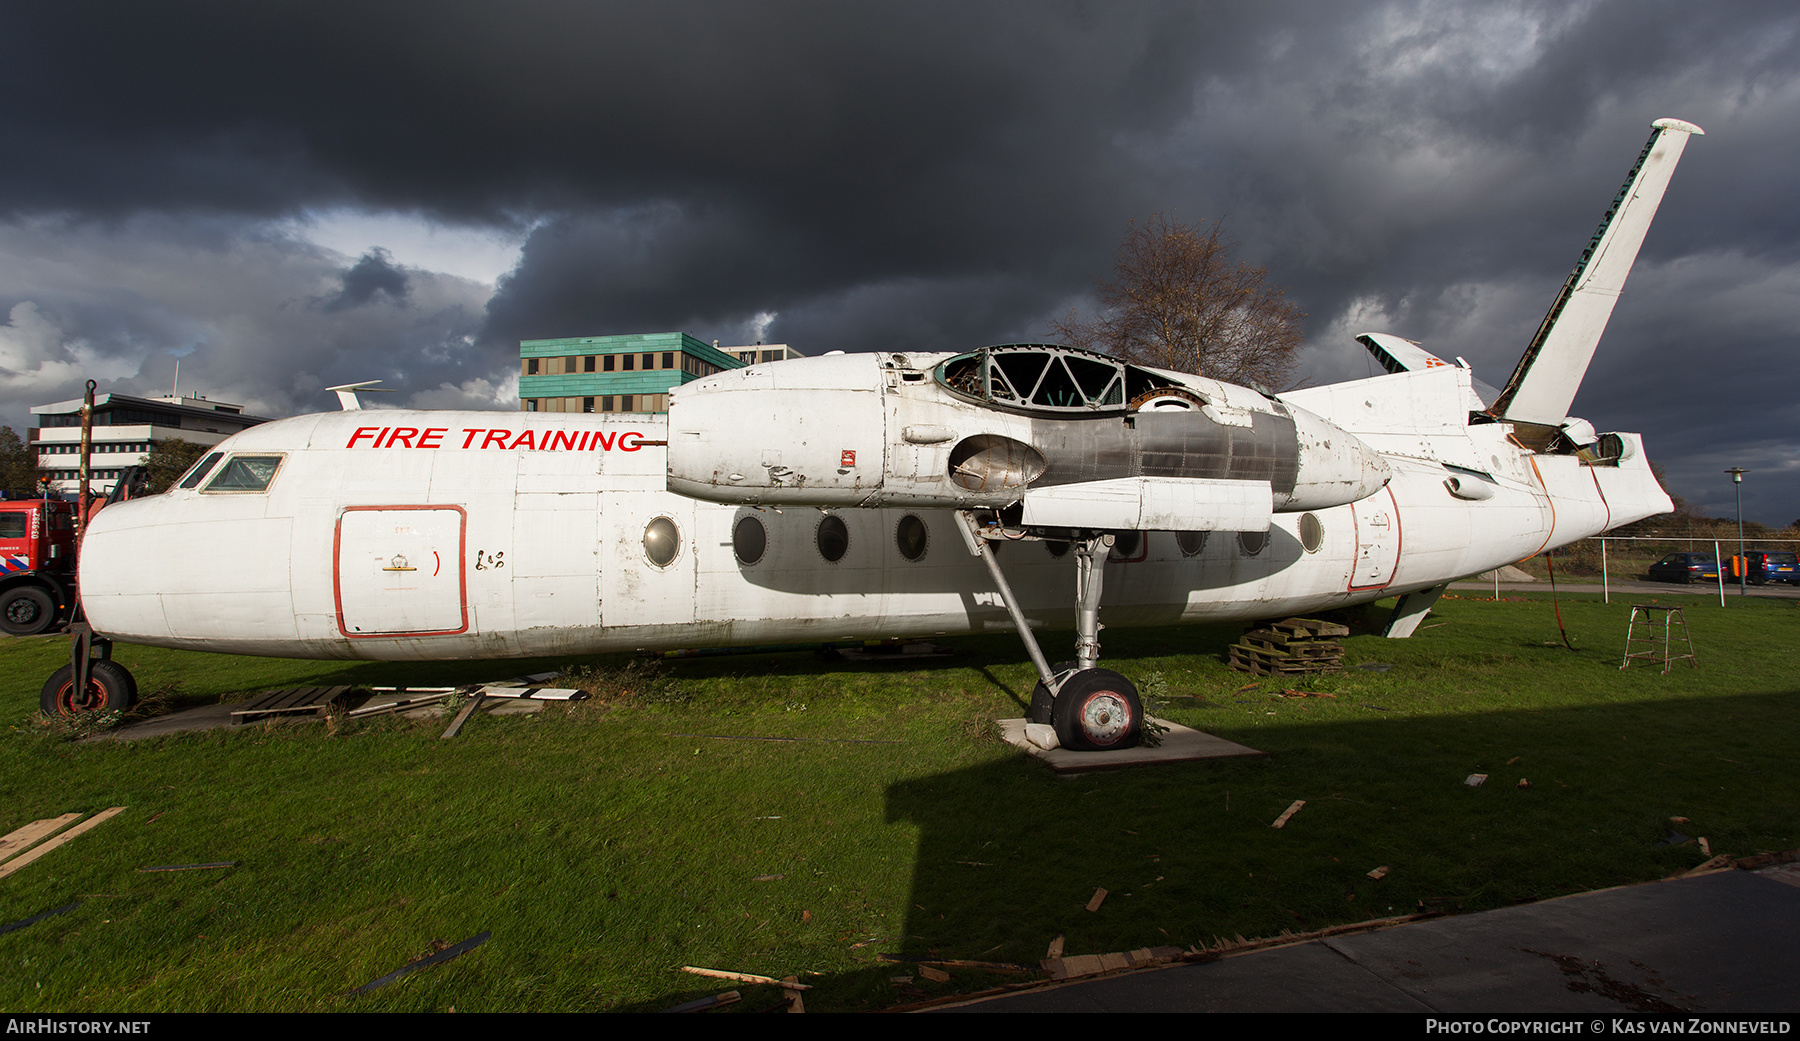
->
[935,344,1182,415]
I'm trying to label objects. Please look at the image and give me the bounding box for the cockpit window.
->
[935,345,1173,414]
[203,455,284,493]
[178,452,224,490]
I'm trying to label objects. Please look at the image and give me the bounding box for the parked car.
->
[1647,552,1720,584]
[1728,551,1799,585]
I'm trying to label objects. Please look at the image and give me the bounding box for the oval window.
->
[816,515,849,563]
[1299,513,1324,553]
[1045,539,1070,558]
[733,515,766,565]
[643,517,680,567]
[1238,530,1267,556]
[1175,531,1208,557]
[1111,531,1142,558]
[895,514,928,562]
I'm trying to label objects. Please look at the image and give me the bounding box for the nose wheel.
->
[40,623,137,719]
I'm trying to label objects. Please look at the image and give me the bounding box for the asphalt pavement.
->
[942,863,1800,1013]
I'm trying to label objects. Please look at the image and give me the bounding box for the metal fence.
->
[1533,535,1800,606]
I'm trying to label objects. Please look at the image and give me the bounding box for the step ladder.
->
[1621,604,1697,673]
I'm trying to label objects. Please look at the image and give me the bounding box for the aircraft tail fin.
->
[1490,118,1703,427]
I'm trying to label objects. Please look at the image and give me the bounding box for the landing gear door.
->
[335,506,468,637]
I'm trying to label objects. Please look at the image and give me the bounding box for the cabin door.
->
[1349,487,1401,591]
[334,506,468,637]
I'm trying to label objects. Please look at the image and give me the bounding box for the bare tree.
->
[1051,215,1305,390]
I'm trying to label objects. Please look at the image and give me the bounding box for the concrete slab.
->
[997,717,1264,773]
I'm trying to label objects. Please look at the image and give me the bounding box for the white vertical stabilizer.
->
[1492,118,1703,426]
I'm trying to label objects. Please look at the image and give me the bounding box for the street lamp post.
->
[1726,467,1749,597]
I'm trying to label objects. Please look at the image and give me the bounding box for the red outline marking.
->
[332,505,469,639]
[1347,485,1402,592]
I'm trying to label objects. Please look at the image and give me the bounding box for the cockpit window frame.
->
[934,344,1178,417]
[177,452,225,490]
[200,453,286,495]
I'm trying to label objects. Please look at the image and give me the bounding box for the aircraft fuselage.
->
[77,361,1668,661]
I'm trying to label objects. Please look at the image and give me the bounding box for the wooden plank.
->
[232,686,349,721]
[440,692,486,739]
[781,975,805,1014]
[345,691,454,719]
[0,813,83,865]
[1270,799,1305,829]
[679,966,812,990]
[478,686,586,701]
[0,808,126,880]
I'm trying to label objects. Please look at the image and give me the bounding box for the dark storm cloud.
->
[321,248,411,312]
[0,215,495,419]
[2,1,1798,522]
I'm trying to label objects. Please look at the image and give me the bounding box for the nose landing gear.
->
[41,623,137,718]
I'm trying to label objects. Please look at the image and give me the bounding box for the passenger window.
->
[733,516,766,565]
[178,452,225,490]
[816,515,849,562]
[0,514,25,538]
[895,515,928,561]
[203,455,283,493]
[643,517,680,567]
[1299,514,1324,553]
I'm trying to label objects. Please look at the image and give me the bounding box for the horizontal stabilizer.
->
[1358,333,1452,374]
[1020,477,1272,532]
[1356,333,1500,407]
[1492,118,1703,426]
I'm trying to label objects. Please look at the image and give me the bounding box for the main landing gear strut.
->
[955,511,1143,752]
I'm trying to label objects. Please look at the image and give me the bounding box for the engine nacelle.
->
[666,347,1390,528]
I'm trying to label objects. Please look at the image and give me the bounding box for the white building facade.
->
[30,393,269,496]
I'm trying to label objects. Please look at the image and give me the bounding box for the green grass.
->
[1,591,1795,1011]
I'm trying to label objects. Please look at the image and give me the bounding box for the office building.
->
[518,332,803,413]
[30,392,269,495]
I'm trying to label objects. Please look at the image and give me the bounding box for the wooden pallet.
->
[230,686,354,723]
[1229,617,1346,676]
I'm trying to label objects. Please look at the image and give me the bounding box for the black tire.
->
[1050,669,1142,752]
[0,587,57,637]
[1027,661,1079,724]
[40,661,136,717]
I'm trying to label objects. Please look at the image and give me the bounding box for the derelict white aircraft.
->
[57,118,1702,753]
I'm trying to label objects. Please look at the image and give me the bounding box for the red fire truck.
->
[0,497,80,636]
